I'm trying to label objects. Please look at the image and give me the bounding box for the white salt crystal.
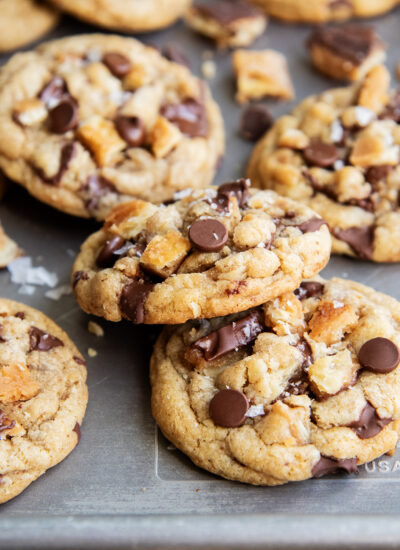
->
[45,285,72,300]
[246,404,265,418]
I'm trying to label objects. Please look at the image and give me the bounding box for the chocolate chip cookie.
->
[0,34,224,219]
[249,0,399,23]
[0,0,59,53]
[0,299,88,503]
[72,180,331,325]
[47,0,191,32]
[151,277,400,485]
[248,65,400,262]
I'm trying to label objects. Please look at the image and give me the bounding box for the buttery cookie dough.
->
[72,180,331,325]
[0,0,59,53]
[47,0,191,32]
[307,25,386,82]
[248,65,400,262]
[0,34,224,219]
[151,277,400,485]
[185,0,267,49]
[249,0,400,23]
[0,299,88,503]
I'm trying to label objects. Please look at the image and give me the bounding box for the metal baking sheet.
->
[1,7,400,549]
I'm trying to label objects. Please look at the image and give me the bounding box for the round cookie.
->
[0,0,59,53]
[248,65,400,262]
[249,0,399,23]
[151,277,400,486]
[47,0,191,32]
[0,34,224,220]
[72,180,331,325]
[0,299,88,503]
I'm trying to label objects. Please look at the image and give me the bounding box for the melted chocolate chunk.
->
[346,197,375,213]
[73,356,86,366]
[365,165,392,187]
[209,389,249,428]
[294,281,324,300]
[72,271,89,288]
[192,311,264,361]
[48,97,79,134]
[29,327,63,352]
[96,235,127,268]
[195,0,262,25]
[307,25,379,66]
[303,139,339,168]
[35,142,77,186]
[296,338,313,369]
[240,105,273,141]
[215,178,251,211]
[15,312,25,320]
[39,77,68,106]
[73,422,81,444]
[163,43,191,68]
[188,219,228,252]
[0,410,16,434]
[380,89,400,123]
[312,456,358,478]
[103,52,131,78]
[298,217,328,233]
[0,325,5,343]
[115,116,146,147]
[334,226,374,260]
[358,337,400,374]
[83,175,117,213]
[348,402,391,439]
[120,280,154,324]
[161,98,209,138]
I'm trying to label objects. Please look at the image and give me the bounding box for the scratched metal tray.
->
[1,7,400,549]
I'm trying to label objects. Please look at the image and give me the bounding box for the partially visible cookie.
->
[248,65,400,262]
[0,34,224,219]
[151,277,400,486]
[249,0,399,23]
[0,223,22,268]
[0,0,59,53]
[0,299,88,503]
[186,0,267,49]
[307,25,386,82]
[47,0,191,32]
[72,180,331,325]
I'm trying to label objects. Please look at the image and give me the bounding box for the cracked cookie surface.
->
[248,65,400,262]
[0,299,88,503]
[47,0,191,32]
[0,0,59,53]
[0,34,224,219]
[151,277,400,485]
[249,0,399,23]
[72,180,331,325]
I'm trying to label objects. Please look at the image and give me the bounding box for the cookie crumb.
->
[88,347,98,357]
[88,321,104,337]
[202,60,216,80]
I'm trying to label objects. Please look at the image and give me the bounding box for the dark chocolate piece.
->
[161,98,209,138]
[312,456,358,478]
[334,226,374,260]
[358,337,400,374]
[209,389,249,428]
[348,402,391,439]
[29,326,63,352]
[188,219,228,252]
[120,280,154,324]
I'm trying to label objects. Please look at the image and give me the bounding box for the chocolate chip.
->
[189,219,228,252]
[96,235,127,268]
[15,311,25,320]
[72,271,89,288]
[295,338,313,369]
[214,178,251,212]
[120,280,154,324]
[83,175,117,213]
[48,97,79,134]
[35,142,77,186]
[312,456,358,478]
[0,325,5,343]
[358,337,400,374]
[0,410,16,434]
[240,105,273,141]
[334,226,374,260]
[29,326,63,352]
[73,422,81,444]
[195,0,262,25]
[161,98,209,138]
[163,43,191,68]
[192,311,264,361]
[380,89,400,123]
[348,402,391,439]
[39,77,68,106]
[306,25,379,66]
[294,281,324,300]
[365,165,392,187]
[298,217,327,233]
[103,52,132,78]
[303,139,339,167]
[73,356,86,366]
[209,389,249,428]
[115,116,146,147]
